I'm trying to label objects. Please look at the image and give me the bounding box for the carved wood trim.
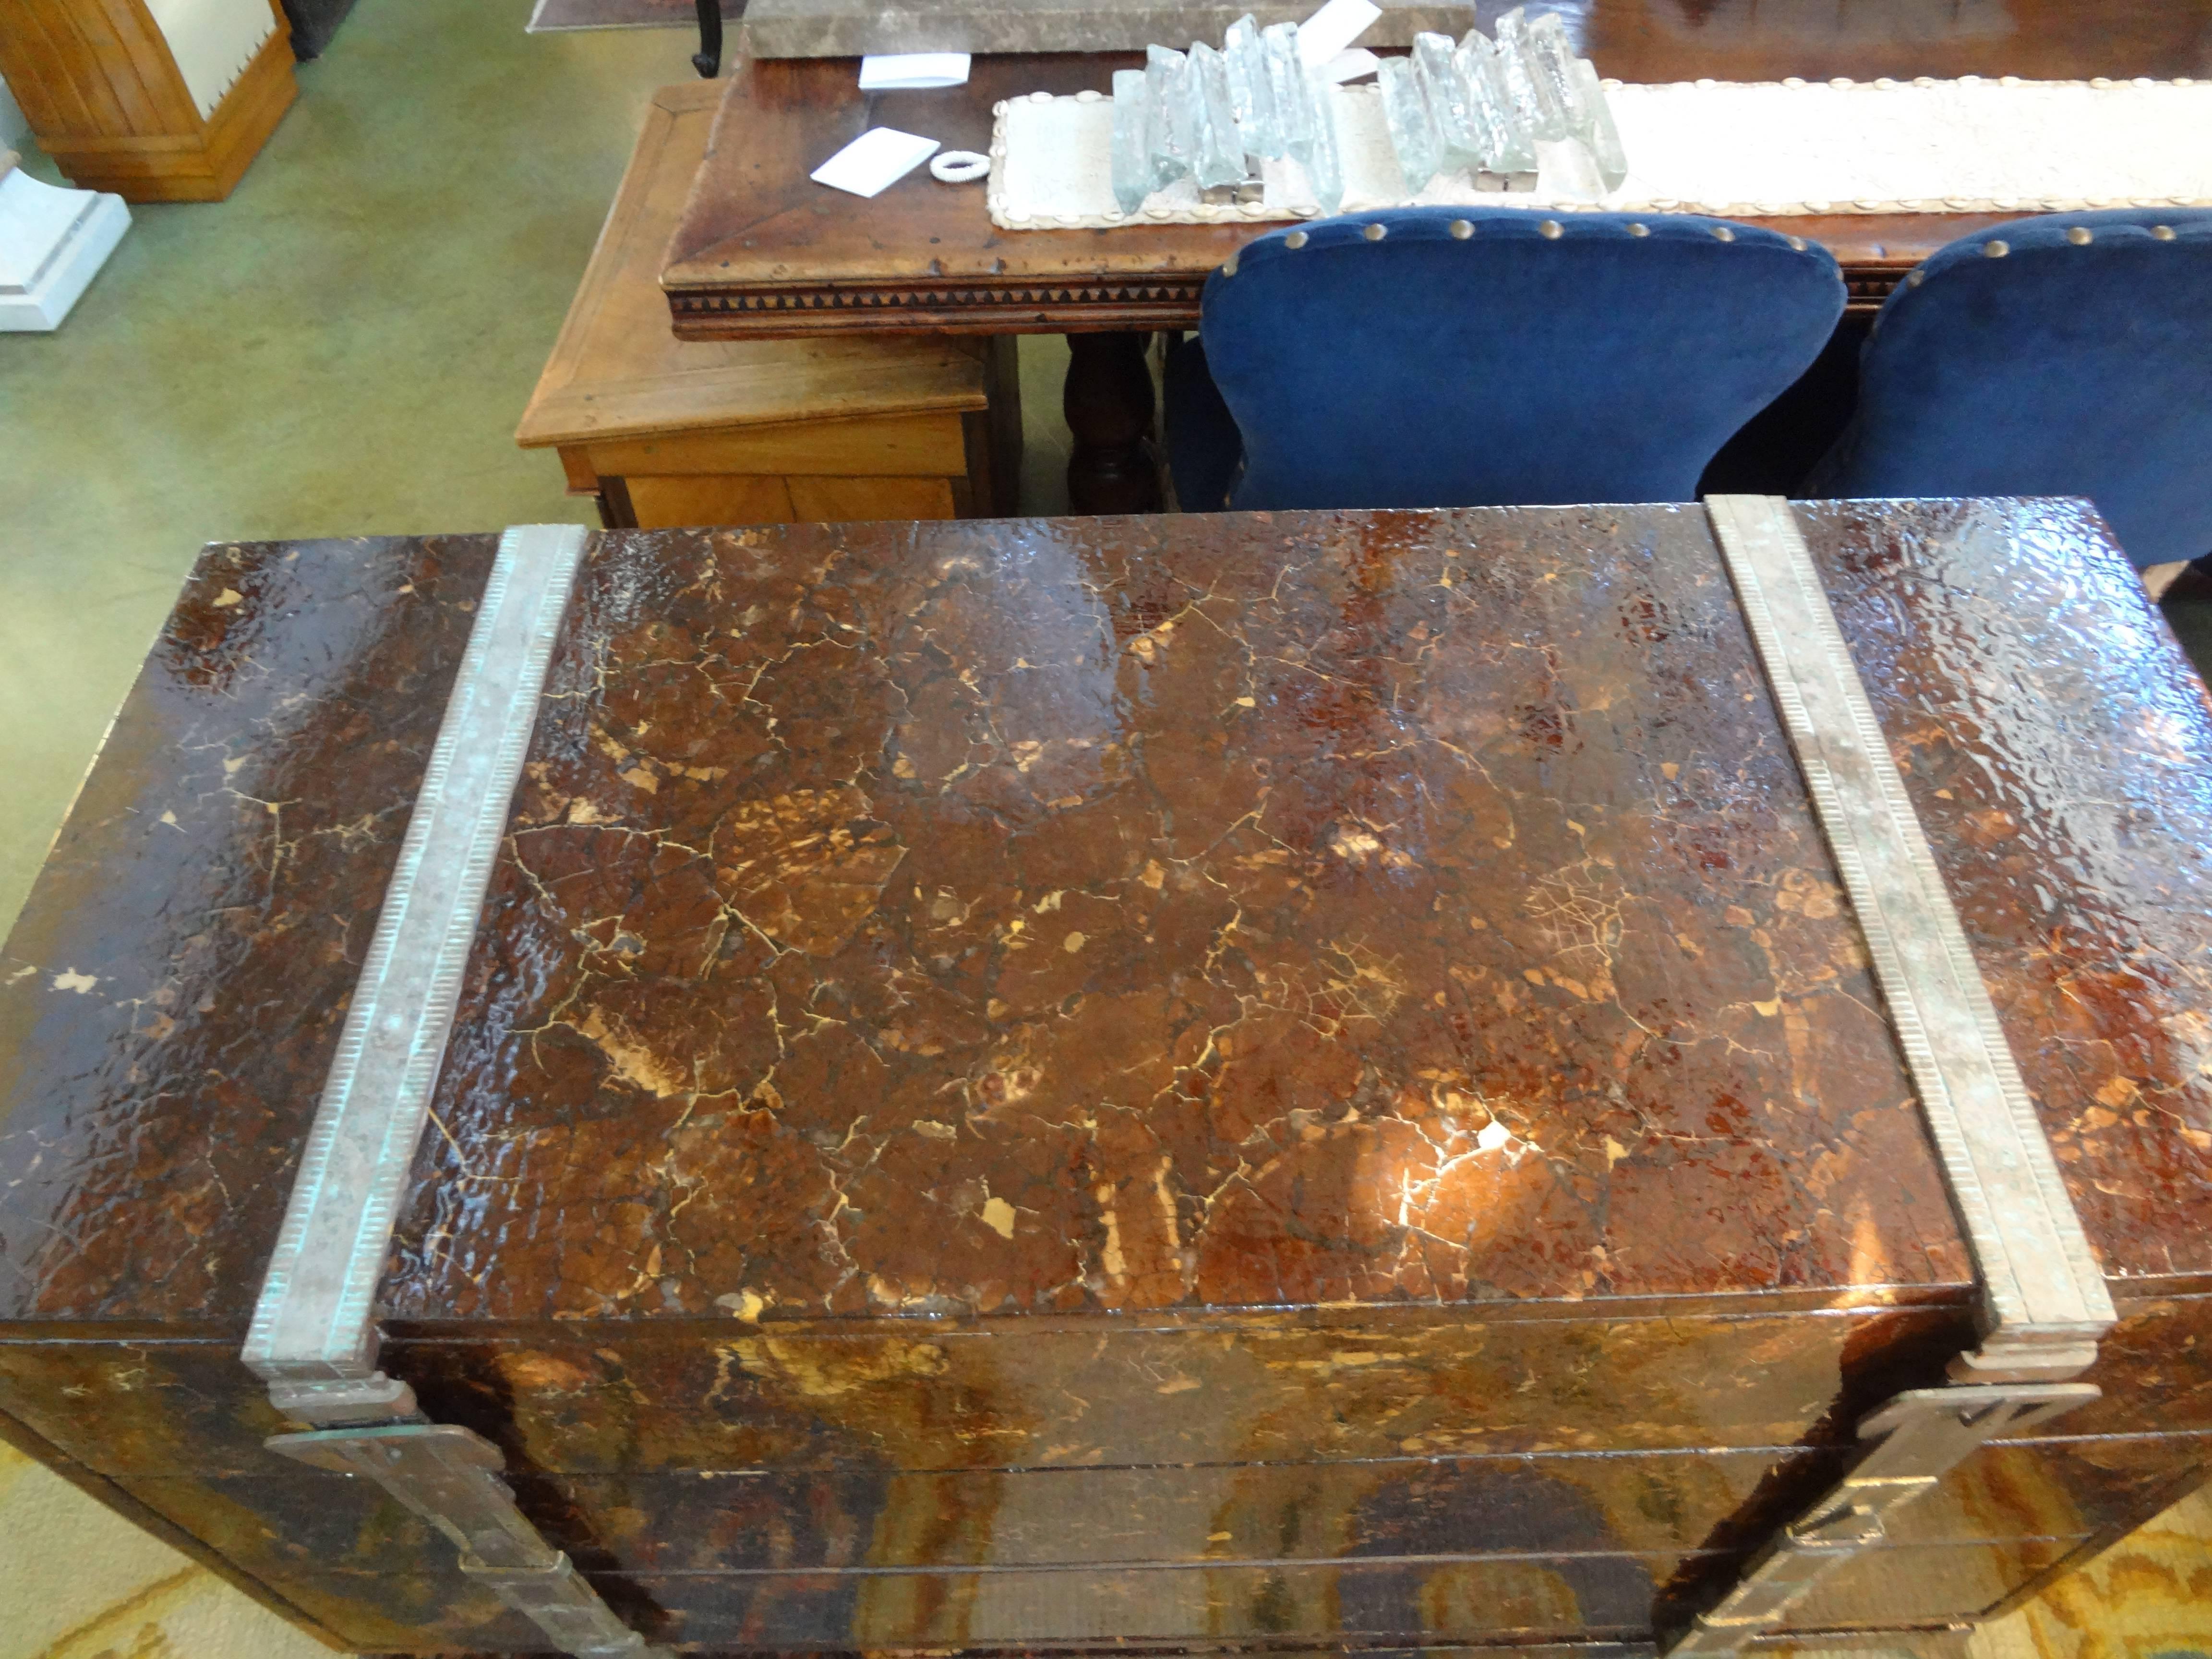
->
[668,276,1212,341]
[668,263,1915,337]
[1845,263,1917,313]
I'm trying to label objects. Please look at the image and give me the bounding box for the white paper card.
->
[812,127,941,196]
[1321,48,1380,82]
[859,52,972,90]
[1298,0,1382,65]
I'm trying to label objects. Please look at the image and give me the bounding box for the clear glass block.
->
[1145,44,1190,186]
[1520,11,1586,131]
[1412,30,1484,174]
[1274,20,1336,211]
[1189,42,1250,189]
[1261,22,1313,156]
[1304,62,1346,215]
[1255,22,1343,214]
[1541,135,1606,200]
[1569,57,1629,191]
[1457,30,1536,172]
[1492,7,1570,141]
[1111,67,1152,213]
[1225,13,1286,159]
[1376,55,1441,194]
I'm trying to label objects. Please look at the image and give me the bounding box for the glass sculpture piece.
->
[1412,30,1484,174]
[1457,30,1536,172]
[1569,57,1630,191]
[1111,68,1151,212]
[1492,7,1569,140]
[1224,13,1286,159]
[1519,10,1587,132]
[1259,24,1343,216]
[1376,54,1441,193]
[1188,42,1250,189]
[1303,58,1346,215]
[1261,22,1312,155]
[1144,44,1190,186]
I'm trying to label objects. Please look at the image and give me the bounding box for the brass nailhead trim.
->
[1284,230,1309,249]
[1364,222,1388,240]
[1449,219,1474,239]
[1222,254,1238,276]
[1786,235,1807,250]
[1712,225,1735,242]
[2152,225,2177,240]
[1983,239,2010,257]
[1907,268,1926,287]
[1627,222,1649,237]
[2066,226,2093,245]
[1539,219,1563,239]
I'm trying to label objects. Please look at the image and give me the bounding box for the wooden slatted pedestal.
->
[0,0,296,202]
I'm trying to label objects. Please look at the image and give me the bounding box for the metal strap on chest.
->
[1672,499,2118,1655]
[242,525,666,1659]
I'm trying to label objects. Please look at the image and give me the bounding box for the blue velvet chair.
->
[1808,209,2212,572]
[1164,206,1846,512]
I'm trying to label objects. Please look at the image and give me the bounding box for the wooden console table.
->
[520,82,1020,529]
[661,1,2212,511]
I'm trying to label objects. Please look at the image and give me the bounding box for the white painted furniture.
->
[0,151,130,331]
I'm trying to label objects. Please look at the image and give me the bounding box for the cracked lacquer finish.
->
[0,535,500,1327]
[385,508,1970,1326]
[5,505,2212,1653]
[1799,500,2212,1285]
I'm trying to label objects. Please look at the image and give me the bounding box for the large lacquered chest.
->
[2,500,2208,1656]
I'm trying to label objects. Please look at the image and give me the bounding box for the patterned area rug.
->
[1971,1485,2212,1659]
[0,1440,327,1659]
[527,0,730,34]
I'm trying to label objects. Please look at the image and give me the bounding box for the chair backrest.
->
[1811,209,2212,571]
[1194,206,1845,512]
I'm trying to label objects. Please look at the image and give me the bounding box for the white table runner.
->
[987,77,2212,228]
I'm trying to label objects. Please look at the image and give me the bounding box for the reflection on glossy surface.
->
[1804,499,2212,1284]
[4,505,2211,1653]
[0,535,498,1326]
[389,508,1968,1328]
[91,1429,2202,1574]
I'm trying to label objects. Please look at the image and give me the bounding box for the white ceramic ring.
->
[931,151,991,184]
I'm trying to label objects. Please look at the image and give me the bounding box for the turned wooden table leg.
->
[1063,332,1161,515]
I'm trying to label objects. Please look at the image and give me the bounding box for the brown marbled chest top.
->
[4,504,2207,1336]
[390,505,1973,1327]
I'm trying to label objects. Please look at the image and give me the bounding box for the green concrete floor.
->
[0,0,1083,934]
[0,1,640,924]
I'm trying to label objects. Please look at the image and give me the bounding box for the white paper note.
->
[812,127,941,196]
[1298,0,1382,65]
[859,52,973,90]
[1321,48,1381,82]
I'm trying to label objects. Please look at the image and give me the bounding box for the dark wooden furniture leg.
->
[1064,332,1160,515]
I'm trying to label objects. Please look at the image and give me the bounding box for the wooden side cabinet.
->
[0,0,296,201]
[519,81,1022,530]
